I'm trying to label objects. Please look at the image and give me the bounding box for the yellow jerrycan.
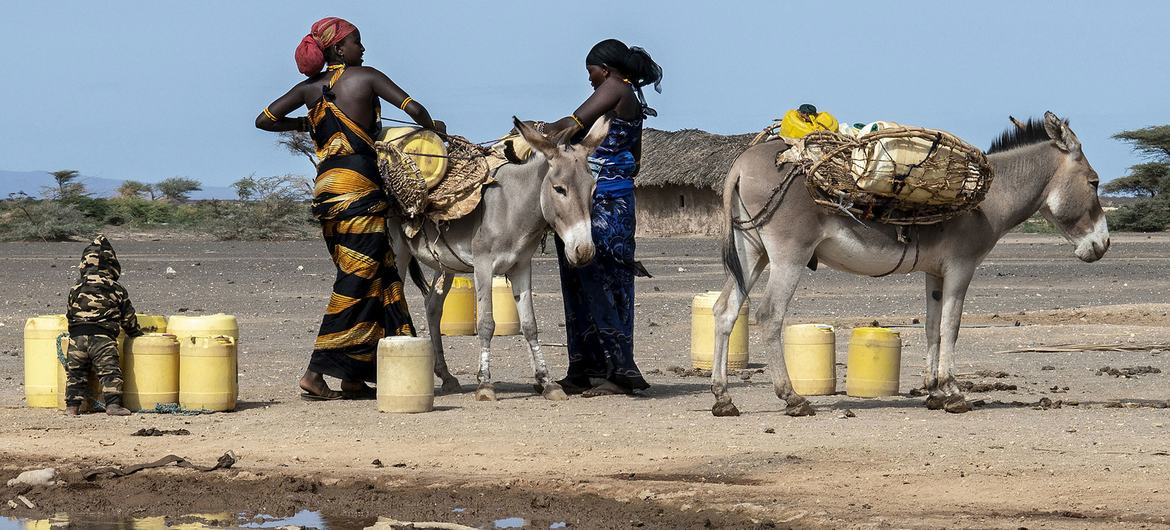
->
[440,276,477,336]
[136,314,168,333]
[167,313,239,342]
[179,336,238,412]
[491,276,520,336]
[846,327,902,397]
[783,324,837,395]
[376,126,448,190]
[690,291,749,370]
[122,333,180,411]
[23,315,67,408]
[377,336,435,413]
[116,313,168,351]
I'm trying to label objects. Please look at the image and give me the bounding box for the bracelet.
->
[262,107,278,122]
[569,114,584,129]
[399,97,413,111]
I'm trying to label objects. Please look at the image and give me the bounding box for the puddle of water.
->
[0,511,561,530]
[493,517,527,529]
[241,510,326,529]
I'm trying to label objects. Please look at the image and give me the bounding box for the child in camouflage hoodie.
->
[64,235,143,416]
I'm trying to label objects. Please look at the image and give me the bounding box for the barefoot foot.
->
[582,380,629,398]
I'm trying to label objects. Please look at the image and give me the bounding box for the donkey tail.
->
[407,257,429,296]
[721,169,748,297]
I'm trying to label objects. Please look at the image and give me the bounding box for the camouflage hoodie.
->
[66,235,143,337]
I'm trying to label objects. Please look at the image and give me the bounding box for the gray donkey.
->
[711,112,1109,417]
[391,117,609,402]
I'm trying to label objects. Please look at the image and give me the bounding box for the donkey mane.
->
[988,117,1056,154]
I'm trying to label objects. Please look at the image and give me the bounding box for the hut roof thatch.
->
[638,128,756,193]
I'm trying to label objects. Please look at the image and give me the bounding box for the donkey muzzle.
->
[1073,216,1110,263]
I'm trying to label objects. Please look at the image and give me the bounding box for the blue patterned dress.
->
[555,115,649,392]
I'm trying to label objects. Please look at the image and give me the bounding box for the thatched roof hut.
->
[638,128,756,194]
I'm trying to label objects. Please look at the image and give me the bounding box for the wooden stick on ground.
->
[994,343,1170,354]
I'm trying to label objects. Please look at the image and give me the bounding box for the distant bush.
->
[206,175,316,240]
[0,193,98,241]
[1012,215,1058,234]
[1107,198,1170,232]
[104,197,176,226]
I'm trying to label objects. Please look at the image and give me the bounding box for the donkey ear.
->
[579,116,611,152]
[1043,111,1077,153]
[1009,115,1026,131]
[513,117,559,161]
[1059,119,1081,154]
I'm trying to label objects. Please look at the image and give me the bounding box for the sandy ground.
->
[1,233,1169,529]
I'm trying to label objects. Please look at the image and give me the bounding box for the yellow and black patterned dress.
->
[307,65,415,383]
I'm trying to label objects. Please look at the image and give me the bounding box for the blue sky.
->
[4,1,1168,187]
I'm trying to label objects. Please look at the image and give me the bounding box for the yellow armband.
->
[399,97,414,111]
[262,107,278,122]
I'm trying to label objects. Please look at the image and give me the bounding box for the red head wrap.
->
[294,17,358,76]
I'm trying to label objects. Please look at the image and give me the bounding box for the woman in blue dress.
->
[542,39,662,397]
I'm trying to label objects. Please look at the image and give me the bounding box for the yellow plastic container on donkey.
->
[377,127,447,190]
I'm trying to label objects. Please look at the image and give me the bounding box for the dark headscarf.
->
[586,39,663,117]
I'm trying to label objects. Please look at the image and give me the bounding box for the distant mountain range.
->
[0,170,236,200]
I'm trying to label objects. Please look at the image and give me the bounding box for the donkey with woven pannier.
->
[711,112,1109,417]
[390,117,610,402]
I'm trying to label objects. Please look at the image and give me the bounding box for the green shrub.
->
[1107,198,1170,232]
[104,197,176,226]
[1012,215,1058,234]
[207,176,316,240]
[0,195,97,241]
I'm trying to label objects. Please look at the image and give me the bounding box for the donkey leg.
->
[923,274,946,410]
[760,261,815,417]
[937,269,975,413]
[428,272,461,394]
[473,268,498,402]
[711,252,767,417]
[510,264,566,401]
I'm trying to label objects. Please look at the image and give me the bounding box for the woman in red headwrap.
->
[256,17,446,401]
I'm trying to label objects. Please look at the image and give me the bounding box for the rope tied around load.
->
[790,126,995,225]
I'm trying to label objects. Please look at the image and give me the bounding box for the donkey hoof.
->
[711,400,741,417]
[943,395,971,414]
[785,399,816,417]
[541,383,569,401]
[439,377,462,395]
[475,384,497,402]
[925,393,946,410]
